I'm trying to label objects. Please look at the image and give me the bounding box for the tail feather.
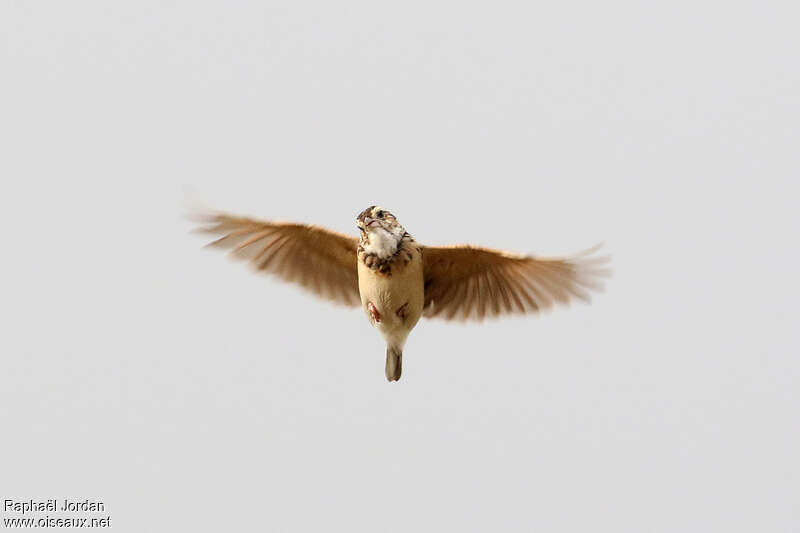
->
[385,347,403,382]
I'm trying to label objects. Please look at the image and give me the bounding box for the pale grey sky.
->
[1,1,798,531]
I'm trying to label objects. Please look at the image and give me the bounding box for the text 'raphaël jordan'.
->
[3,499,106,514]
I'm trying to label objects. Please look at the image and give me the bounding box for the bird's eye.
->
[377,211,384,218]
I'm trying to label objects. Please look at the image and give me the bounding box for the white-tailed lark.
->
[194,205,609,381]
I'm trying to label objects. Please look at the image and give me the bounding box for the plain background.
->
[1,1,798,531]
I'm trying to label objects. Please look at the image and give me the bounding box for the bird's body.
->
[194,205,609,382]
[355,208,425,380]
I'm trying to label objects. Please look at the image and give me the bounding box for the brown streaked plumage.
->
[195,213,360,306]
[193,206,610,382]
[421,244,607,321]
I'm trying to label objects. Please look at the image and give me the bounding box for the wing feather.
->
[194,212,360,306]
[422,244,609,321]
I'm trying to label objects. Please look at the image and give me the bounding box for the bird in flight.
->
[194,205,609,381]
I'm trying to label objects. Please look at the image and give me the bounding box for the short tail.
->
[385,346,403,382]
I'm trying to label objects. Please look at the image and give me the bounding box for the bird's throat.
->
[361,228,402,259]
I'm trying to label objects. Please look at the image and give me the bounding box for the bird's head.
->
[356,205,406,258]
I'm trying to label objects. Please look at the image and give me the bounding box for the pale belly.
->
[357,259,425,345]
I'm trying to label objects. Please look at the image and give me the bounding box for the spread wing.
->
[193,212,360,306]
[422,244,609,321]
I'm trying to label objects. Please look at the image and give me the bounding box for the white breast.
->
[363,227,401,259]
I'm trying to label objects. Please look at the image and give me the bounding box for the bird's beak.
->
[356,210,379,232]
